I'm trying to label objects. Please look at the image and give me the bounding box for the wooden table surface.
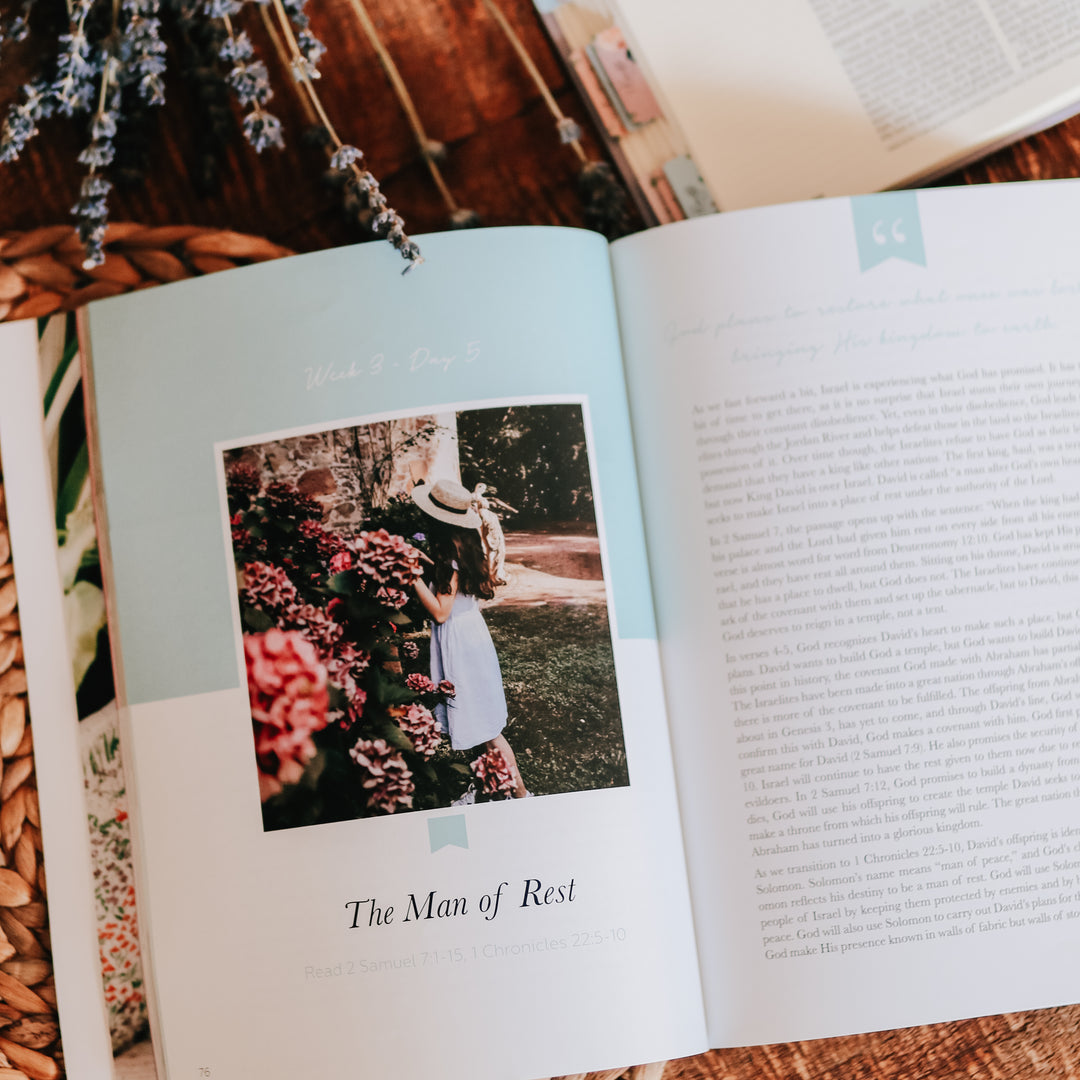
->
[5,0,1080,247]
[4,3,1080,1078]
[0,0,619,248]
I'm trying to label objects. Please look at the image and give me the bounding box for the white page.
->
[612,0,1080,208]
[612,181,1080,1043]
[82,228,707,1079]
[0,321,114,1077]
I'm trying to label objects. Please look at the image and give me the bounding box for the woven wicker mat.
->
[0,223,294,322]
[0,476,64,1080]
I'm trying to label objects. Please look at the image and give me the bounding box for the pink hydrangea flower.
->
[471,748,516,797]
[405,673,436,693]
[241,561,299,611]
[227,463,261,500]
[349,738,415,813]
[375,585,410,609]
[298,518,346,559]
[398,702,440,759]
[351,529,423,587]
[329,550,353,574]
[327,640,370,681]
[437,680,455,697]
[280,601,343,657]
[401,640,420,660]
[245,630,329,801]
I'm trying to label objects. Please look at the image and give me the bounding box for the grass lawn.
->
[480,602,629,797]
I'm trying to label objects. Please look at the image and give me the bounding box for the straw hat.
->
[411,478,483,529]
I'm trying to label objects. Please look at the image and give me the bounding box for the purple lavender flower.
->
[294,29,325,78]
[281,0,309,29]
[0,79,54,163]
[242,110,284,152]
[53,0,101,116]
[77,104,120,169]
[219,31,254,64]
[228,58,272,107]
[329,144,363,170]
[72,173,113,269]
[204,0,243,17]
[118,0,168,106]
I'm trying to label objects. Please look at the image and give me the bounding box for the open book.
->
[574,0,1080,209]
[3,178,1080,1079]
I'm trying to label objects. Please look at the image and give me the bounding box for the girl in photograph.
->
[411,478,528,799]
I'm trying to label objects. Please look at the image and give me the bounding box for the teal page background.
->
[86,227,653,705]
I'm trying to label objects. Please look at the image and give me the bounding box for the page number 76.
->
[198,1069,212,1077]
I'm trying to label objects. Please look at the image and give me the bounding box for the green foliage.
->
[485,603,628,797]
[458,404,595,526]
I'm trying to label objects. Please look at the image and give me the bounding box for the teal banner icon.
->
[851,192,926,271]
[429,815,468,853]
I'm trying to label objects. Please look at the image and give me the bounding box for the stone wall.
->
[225,412,459,532]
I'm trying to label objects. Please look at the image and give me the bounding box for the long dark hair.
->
[427,519,497,600]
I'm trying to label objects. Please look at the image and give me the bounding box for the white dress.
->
[430,589,508,750]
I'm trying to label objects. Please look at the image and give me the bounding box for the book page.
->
[610,0,1080,208]
[34,311,156,1077]
[82,228,706,1080]
[0,321,115,1078]
[612,181,1080,1043]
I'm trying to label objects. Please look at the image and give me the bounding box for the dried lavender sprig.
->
[54,0,102,116]
[338,152,420,261]
[275,0,324,79]
[478,0,630,238]
[260,0,370,233]
[294,27,324,78]
[72,172,112,266]
[73,58,121,268]
[216,10,284,152]
[268,0,421,269]
[117,0,168,106]
[343,0,474,227]
[478,0,587,164]
[0,0,35,53]
[0,77,54,162]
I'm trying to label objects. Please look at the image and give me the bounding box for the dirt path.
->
[487,531,606,609]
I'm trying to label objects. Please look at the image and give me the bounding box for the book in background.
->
[534,0,718,226]
[544,0,1080,211]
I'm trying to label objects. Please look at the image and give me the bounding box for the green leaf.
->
[345,595,383,622]
[43,331,80,416]
[327,572,355,595]
[241,606,273,632]
[376,723,414,753]
[56,442,89,531]
[370,668,414,707]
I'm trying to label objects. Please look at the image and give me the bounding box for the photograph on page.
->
[219,400,629,831]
